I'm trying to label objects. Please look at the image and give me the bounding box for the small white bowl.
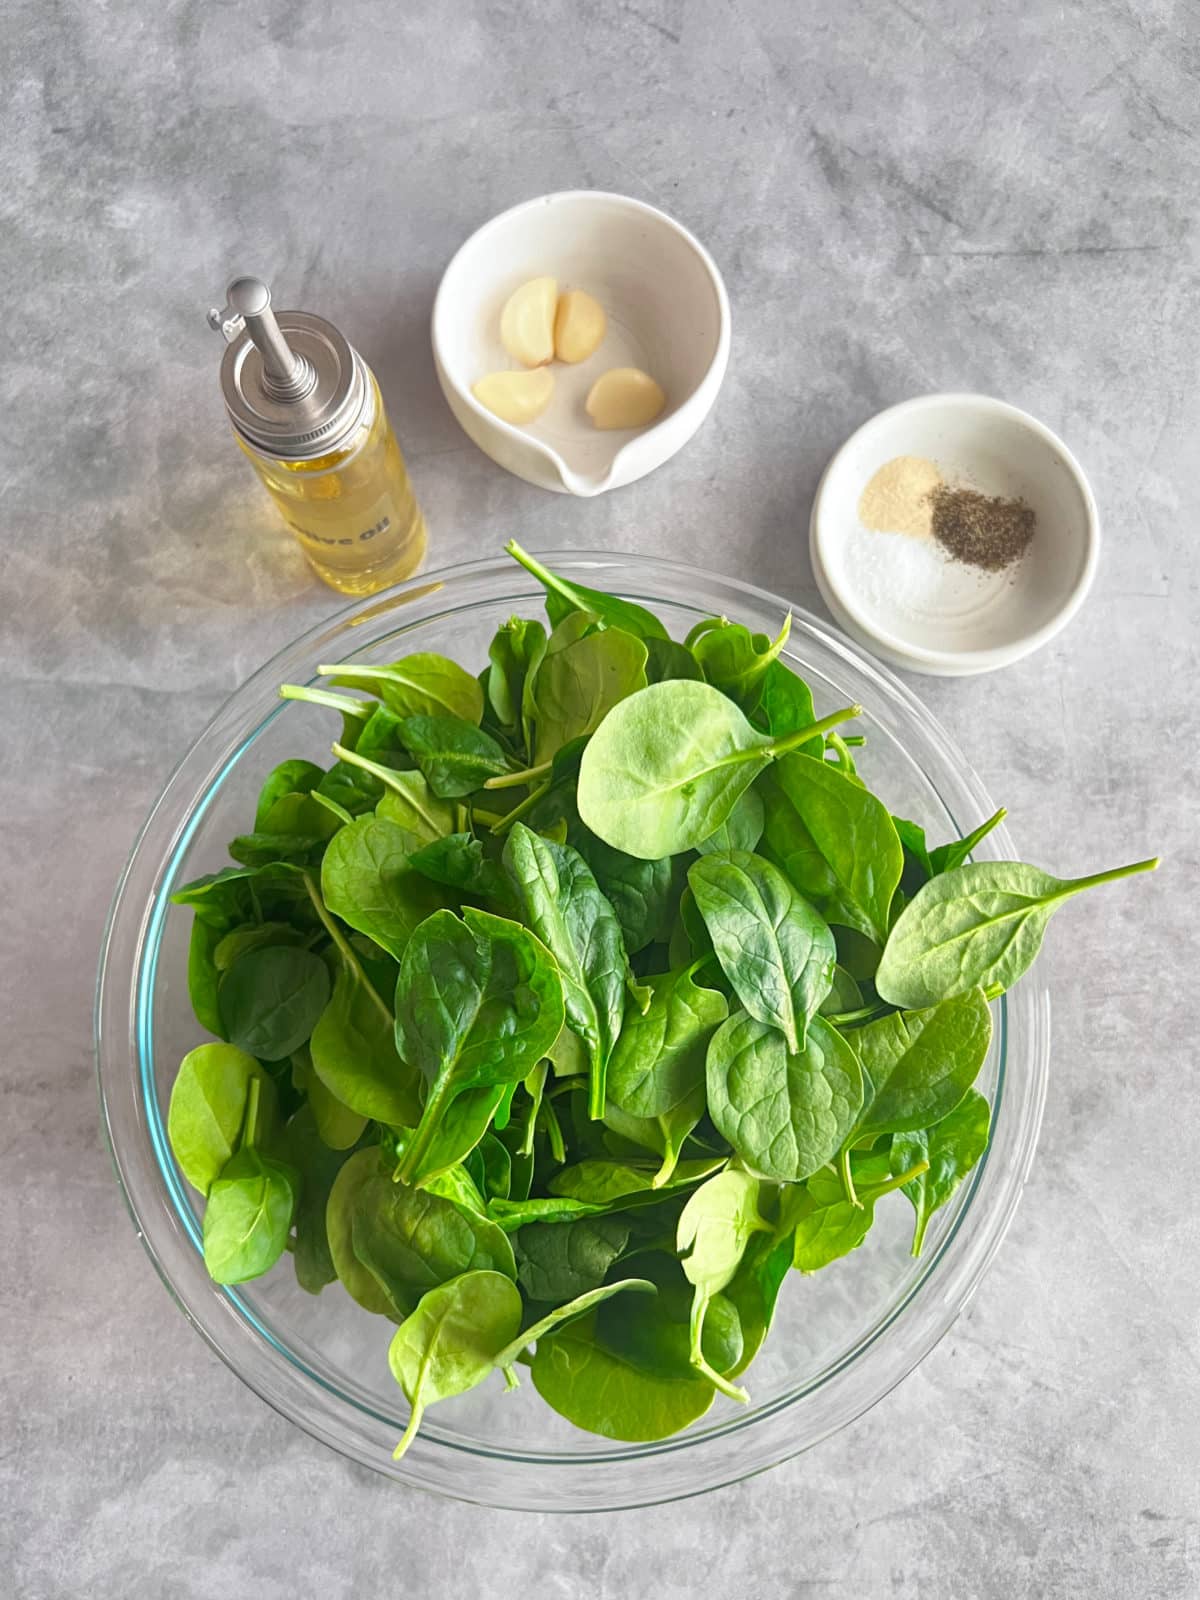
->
[432,191,731,496]
[810,393,1099,677]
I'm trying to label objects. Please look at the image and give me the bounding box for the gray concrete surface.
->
[3,1,1198,1595]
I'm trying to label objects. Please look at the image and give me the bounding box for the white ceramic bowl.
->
[432,192,731,496]
[810,393,1100,676]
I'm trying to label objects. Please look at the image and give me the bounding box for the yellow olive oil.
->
[210,277,426,596]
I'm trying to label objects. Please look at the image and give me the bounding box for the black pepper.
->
[928,486,1036,573]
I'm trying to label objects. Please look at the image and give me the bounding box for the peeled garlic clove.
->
[585,367,666,431]
[554,289,607,363]
[473,368,555,425]
[499,276,557,367]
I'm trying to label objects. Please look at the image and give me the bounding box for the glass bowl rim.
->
[95,549,1049,1511]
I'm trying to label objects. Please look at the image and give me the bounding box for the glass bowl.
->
[96,551,1049,1511]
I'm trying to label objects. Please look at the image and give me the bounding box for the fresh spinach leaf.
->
[202,1145,298,1285]
[321,814,444,961]
[876,857,1159,1008]
[549,1156,725,1206]
[601,965,726,1186]
[596,1253,744,1381]
[893,807,1010,895]
[893,815,934,893]
[218,946,331,1061]
[187,918,227,1039]
[321,651,485,724]
[722,1226,793,1376]
[323,742,415,821]
[834,925,882,982]
[502,824,627,1119]
[528,622,648,763]
[531,1311,716,1442]
[258,790,343,844]
[389,1271,524,1459]
[758,771,846,911]
[466,1131,512,1202]
[486,616,548,746]
[487,1195,612,1231]
[689,850,836,1052]
[281,1105,353,1294]
[928,808,1007,877]
[788,1166,876,1271]
[644,637,703,683]
[316,760,383,818]
[492,1278,656,1370]
[771,752,904,945]
[850,988,992,1141]
[666,886,714,970]
[514,1215,631,1302]
[398,715,511,798]
[891,1088,991,1256]
[172,862,291,927]
[692,613,791,706]
[351,1172,516,1319]
[375,771,457,844]
[393,908,565,1184]
[425,1161,490,1217]
[506,540,670,641]
[392,1084,509,1188]
[818,964,864,1017]
[310,956,421,1126]
[695,786,765,856]
[756,660,822,757]
[706,1011,863,1182]
[290,1044,367,1150]
[677,1168,766,1399]
[577,679,859,860]
[789,1159,927,1273]
[213,921,309,973]
[167,1043,272,1195]
[254,759,324,831]
[601,1095,707,1189]
[226,828,328,868]
[409,832,516,912]
[353,703,416,779]
[571,831,683,956]
[607,967,727,1121]
[325,1146,398,1316]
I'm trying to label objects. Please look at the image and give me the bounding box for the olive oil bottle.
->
[208,277,426,596]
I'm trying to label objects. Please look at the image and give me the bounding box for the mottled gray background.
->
[3,0,1198,1595]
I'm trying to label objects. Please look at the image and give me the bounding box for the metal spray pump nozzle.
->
[207,276,314,402]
